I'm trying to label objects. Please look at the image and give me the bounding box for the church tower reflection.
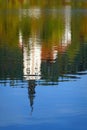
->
[28,80,36,114]
[18,3,72,113]
[20,31,41,113]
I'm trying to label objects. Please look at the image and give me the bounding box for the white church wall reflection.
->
[19,4,71,81]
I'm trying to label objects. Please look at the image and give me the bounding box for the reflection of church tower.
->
[19,31,41,113]
[23,36,41,114]
[23,36,41,80]
[28,80,36,114]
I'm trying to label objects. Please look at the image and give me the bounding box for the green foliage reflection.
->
[0,1,87,83]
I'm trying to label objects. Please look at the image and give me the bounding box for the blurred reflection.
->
[0,2,87,85]
[19,8,41,19]
[28,80,36,114]
[23,36,41,80]
[62,5,71,46]
[0,1,87,113]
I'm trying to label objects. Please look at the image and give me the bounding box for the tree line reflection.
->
[0,0,87,8]
[0,4,87,85]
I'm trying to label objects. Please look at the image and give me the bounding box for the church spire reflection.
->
[19,4,72,112]
[28,80,36,114]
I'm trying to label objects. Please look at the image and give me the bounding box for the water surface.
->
[0,1,87,130]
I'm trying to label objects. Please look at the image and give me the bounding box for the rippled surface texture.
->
[0,1,87,130]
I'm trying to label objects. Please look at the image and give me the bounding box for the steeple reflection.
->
[28,80,36,114]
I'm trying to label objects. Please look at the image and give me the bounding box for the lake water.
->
[0,1,87,130]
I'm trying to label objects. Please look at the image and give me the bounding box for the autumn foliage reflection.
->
[0,1,87,84]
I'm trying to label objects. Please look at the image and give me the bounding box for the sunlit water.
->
[0,1,87,130]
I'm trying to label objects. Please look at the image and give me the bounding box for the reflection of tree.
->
[0,46,23,80]
[41,39,87,82]
[1,0,87,9]
[0,0,65,9]
[41,58,59,84]
[72,0,87,9]
[0,1,87,82]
